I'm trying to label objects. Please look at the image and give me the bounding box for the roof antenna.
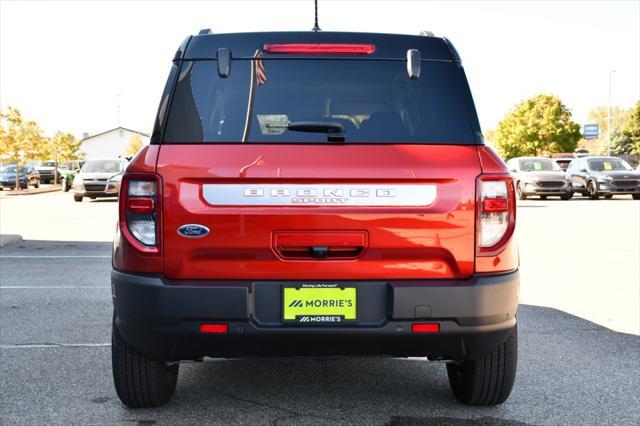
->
[312,0,321,31]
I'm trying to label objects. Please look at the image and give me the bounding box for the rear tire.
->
[604,194,613,199]
[561,193,572,200]
[446,325,517,406]
[633,194,640,200]
[540,195,547,200]
[112,320,179,408]
[516,183,526,200]
[74,194,83,202]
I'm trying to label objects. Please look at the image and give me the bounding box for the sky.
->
[1,0,639,139]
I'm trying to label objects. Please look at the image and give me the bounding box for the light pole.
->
[607,70,616,156]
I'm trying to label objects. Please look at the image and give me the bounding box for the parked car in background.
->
[574,149,590,158]
[507,157,572,200]
[550,153,576,171]
[72,158,127,202]
[566,156,640,200]
[35,161,58,184]
[0,165,40,189]
[59,160,84,192]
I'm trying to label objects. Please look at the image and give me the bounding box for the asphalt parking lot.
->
[1,191,639,425]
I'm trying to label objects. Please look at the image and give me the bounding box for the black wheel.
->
[540,195,547,200]
[74,194,83,202]
[447,325,517,406]
[64,178,71,192]
[516,183,526,200]
[34,179,40,189]
[561,193,572,200]
[587,181,599,200]
[604,194,613,199]
[112,319,179,408]
[633,194,640,200]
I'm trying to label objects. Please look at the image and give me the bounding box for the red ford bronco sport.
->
[112,30,518,408]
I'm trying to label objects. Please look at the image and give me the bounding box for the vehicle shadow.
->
[89,199,119,203]
[118,305,639,425]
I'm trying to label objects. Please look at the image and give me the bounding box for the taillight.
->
[120,174,161,251]
[477,175,516,254]
[263,43,375,55]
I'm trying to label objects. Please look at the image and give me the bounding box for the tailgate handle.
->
[274,231,368,260]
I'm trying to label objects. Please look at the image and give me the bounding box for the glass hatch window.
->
[164,59,475,144]
[518,159,562,172]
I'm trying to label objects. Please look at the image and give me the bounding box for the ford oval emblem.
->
[177,224,210,238]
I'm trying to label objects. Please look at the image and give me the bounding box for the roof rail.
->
[198,28,212,35]
[419,30,435,37]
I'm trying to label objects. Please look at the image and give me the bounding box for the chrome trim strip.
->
[202,184,437,206]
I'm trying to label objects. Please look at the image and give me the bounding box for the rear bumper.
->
[112,270,519,361]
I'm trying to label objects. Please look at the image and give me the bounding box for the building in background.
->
[79,127,149,159]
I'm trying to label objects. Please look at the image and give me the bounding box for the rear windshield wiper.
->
[269,121,346,143]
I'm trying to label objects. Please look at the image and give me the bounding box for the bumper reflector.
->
[411,323,440,333]
[199,323,229,334]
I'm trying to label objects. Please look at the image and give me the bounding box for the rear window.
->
[164,60,475,144]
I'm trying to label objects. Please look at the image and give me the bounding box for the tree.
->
[610,101,640,156]
[42,131,84,182]
[46,131,83,162]
[580,105,627,154]
[493,94,581,159]
[123,134,143,157]
[0,107,46,189]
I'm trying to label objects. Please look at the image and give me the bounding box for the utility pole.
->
[116,92,122,128]
[607,70,616,156]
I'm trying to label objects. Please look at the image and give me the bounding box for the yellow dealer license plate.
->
[282,285,357,323]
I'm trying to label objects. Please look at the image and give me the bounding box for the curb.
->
[3,185,62,196]
[0,234,23,247]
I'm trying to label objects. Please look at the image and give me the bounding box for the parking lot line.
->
[0,343,110,349]
[0,255,111,258]
[0,286,110,289]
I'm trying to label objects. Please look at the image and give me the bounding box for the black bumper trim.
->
[112,270,519,361]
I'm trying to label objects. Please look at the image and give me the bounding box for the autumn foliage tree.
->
[493,94,581,159]
[123,134,144,157]
[610,101,640,156]
[1,106,84,189]
[0,107,47,189]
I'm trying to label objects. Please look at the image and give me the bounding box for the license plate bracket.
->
[282,284,357,324]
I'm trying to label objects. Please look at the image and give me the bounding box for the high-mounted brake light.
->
[477,176,516,253]
[263,43,375,55]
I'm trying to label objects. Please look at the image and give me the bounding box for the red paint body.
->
[113,144,518,278]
